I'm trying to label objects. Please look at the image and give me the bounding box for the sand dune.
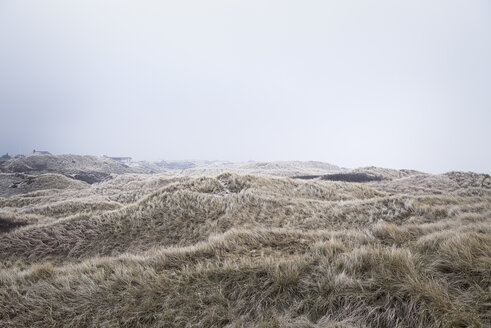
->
[0,159,489,327]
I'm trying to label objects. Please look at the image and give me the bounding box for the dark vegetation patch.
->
[0,218,27,233]
[70,172,112,184]
[292,173,384,182]
[291,175,321,180]
[321,173,384,182]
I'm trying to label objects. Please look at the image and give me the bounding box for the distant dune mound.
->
[181,160,344,177]
[0,173,88,197]
[0,154,160,184]
[368,171,491,194]
[0,153,132,174]
[444,171,491,189]
[243,160,342,171]
[292,166,490,196]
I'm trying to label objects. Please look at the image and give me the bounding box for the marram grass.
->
[0,172,489,327]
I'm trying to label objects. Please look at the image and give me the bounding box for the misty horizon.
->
[1,1,490,174]
[3,150,491,175]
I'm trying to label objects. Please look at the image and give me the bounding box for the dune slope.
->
[0,170,489,327]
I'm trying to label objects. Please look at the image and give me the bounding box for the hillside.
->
[0,173,89,198]
[0,153,132,174]
[0,167,489,327]
[0,154,161,183]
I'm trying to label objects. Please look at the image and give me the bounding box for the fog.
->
[1,0,490,173]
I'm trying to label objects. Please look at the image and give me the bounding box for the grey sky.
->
[1,0,490,173]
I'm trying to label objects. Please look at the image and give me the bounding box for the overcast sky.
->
[1,0,490,173]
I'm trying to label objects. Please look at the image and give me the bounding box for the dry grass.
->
[0,167,489,327]
[175,161,343,177]
[0,173,89,197]
[0,153,135,174]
